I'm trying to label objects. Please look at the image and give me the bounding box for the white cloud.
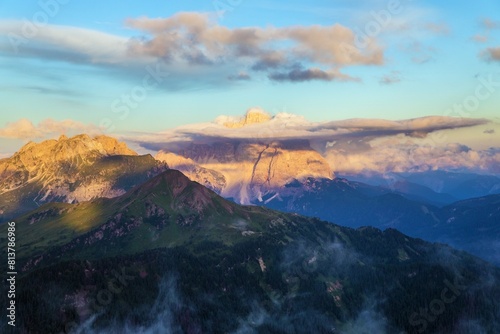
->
[0,21,133,64]
[127,109,497,175]
[326,140,500,175]
[137,111,487,144]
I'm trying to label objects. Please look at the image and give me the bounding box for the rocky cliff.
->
[221,108,272,128]
[172,140,333,204]
[155,151,226,193]
[0,134,168,222]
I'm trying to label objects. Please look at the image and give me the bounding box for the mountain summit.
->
[0,134,168,222]
[222,108,272,128]
[158,140,333,204]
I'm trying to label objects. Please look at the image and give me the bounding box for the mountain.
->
[166,139,333,204]
[155,151,227,193]
[259,177,441,235]
[258,177,500,266]
[159,133,500,207]
[401,170,500,200]
[221,107,273,128]
[337,172,458,206]
[156,144,500,265]
[2,170,500,333]
[0,134,168,222]
[432,194,500,265]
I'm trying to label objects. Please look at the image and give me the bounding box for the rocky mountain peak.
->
[170,140,333,204]
[223,108,272,128]
[1,134,138,189]
[0,135,167,221]
[15,134,136,163]
[155,151,227,193]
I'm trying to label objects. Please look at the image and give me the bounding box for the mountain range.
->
[2,169,500,333]
[256,176,500,265]
[1,134,499,266]
[157,139,333,204]
[155,137,500,265]
[1,133,499,333]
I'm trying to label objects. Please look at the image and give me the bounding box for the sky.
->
[0,0,499,168]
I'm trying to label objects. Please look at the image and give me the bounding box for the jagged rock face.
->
[0,134,136,193]
[0,134,168,222]
[155,151,226,193]
[174,141,333,204]
[222,108,272,128]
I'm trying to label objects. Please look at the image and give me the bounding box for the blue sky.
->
[0,0,499,155]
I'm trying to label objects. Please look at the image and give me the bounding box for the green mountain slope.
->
[1,170,499,334]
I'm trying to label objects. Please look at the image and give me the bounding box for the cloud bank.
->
[126,108,498,175]
[131,109,487,145]
[0,118,99,140]
[2,110,497,175]
[125,12,384,82]
[0,12,384,84]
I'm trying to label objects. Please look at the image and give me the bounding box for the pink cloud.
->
[0,118,100,140]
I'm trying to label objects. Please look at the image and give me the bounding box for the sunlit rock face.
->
[221,108,272,129]
[0,134,168,221]
[167,140,333,204]
[155,151,227,194]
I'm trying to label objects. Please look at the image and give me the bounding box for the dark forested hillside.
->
[1,170,499,333]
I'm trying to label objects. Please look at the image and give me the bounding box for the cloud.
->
[125,13,384,68]
[317,116,487,135]
[399,41,436,64]
[476,18,500,56]
[472,34,488,43]
[75,276,186,334]
[124,108,497,175]
[424,23,450,36]
[129,112,487,152]
[130,111,488,147]
[325,139,500,175]
[0,21,131,65]
[360,6,448,65]
[228,72,251,81]
[481,18,500,30]
[268,67,358,82]
[379,71,401,85]
[0,118,99,139]
[482,47,500,62]
[17,85,82,97]
[340,305,388,334]
[0,12,385,85]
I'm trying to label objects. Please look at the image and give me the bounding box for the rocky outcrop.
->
[155,151,226,194]
[0,134,168,222]
[173,140,333,204]
[222,108,272,128]
[0,134,136,193]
